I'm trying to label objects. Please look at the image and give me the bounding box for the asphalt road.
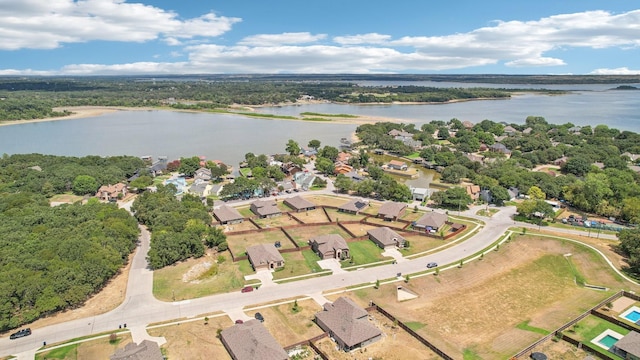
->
[0,192,617,357]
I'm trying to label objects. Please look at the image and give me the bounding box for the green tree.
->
[618,229,640,275]
[437,126,450,140]
[318,146,339,162]
[315,157,335,176]
[527,186,546,200]
[308,139,321,150]
[178,156,201,177]
[441,164,468,184]
[72,175,98,195]
[561,157,591,177]
[285,139,301,156]
[129,175,153,190]
[334,174,353,193]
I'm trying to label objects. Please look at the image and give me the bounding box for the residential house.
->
[503,126,518,136]
[465,153,485,164]
[110,340,163,360]
[612,331,640,360]
[315,297,382,352]
[220,320,288,360]
[388,129,414,140]
[622,152,640,162]
[281,162,303,177]
[294,172,316,190]
[462,121,474,129]
[367,227,405,249]
[523,127,533,135]
[553,156,569,167]
[479,143,488,152]
[508,187,520,200]
[411,187,429,201]
[333,161,354,175]
[164,176,187,195]
[414,212,448,231]
[213,205,244,225]
[96,183,127,202]
[343,170,364,182]
[466,185,481,201]
[300,146,318,157]
[250,199,281,218]
[194,167,212,181]
[377,201,407,221]
[149,156,168,177]
[336,152,353,163]
[188,180,210,198]
[338,198,368,214]
[284,196,316,212]
[210,183,224,197]
[309,234,350,260]
[387,160,408,171]
[276,180,295,193]
[568,126,583,134]
[246,244,285,271]
[489,143,512,156]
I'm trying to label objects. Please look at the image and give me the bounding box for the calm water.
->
[0,85,639,166]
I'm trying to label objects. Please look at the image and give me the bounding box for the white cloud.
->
[238,32,326,46]
[506,57,566,67]
[333,33,391,45]
[590,67,640,75]
[0,0,240,50]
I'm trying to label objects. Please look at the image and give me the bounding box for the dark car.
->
[235,319,244,324]
[241,286,254,293]
[255,312,264,322]
[426,262,438,269]
[10,328,31,340]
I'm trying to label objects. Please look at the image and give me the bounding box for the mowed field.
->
[334,235,639,359]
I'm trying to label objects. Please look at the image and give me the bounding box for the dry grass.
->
[35,333,133,360]
[400,234,450,255]
[292,208,332,224]
[285,224,352,246]
[528,337,591,359]
[339,223,380,237]
[253,214,302,228]
[148,315,233,360]
[226,229,295,256]
[324,208,369,222]
[247,299,324,346]
[215,221,258,232]
[304,195,350,207]
[343,236,640,359]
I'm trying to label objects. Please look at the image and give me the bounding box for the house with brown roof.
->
[281,162,303,176]
[612,331,640,359]
[387,160,408,171]
[315,297,382,352]
[309,234,350,260]
[336,152,353,163]
[110,340,163,360]
[377,201,407,221]
[96,183,127,202]
[414,212,448,231]
[338,198,368,214]
[284,196,316,212]
[367,227,405,249]
[246,244,284,271]
[250,199,281,218]
[220,319,288,360]
[213,205,244,225]
[466,185,481,200]
[333,161,354,175]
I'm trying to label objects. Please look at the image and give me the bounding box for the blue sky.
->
[1,0,639,75]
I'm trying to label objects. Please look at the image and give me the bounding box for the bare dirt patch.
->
[293,208,331,224]
[148,315,233,360]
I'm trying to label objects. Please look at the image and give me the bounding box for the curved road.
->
[0,192,618,357]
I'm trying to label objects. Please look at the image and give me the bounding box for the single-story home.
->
[466,185,481,200]
[246,244,284,271]
[96,183,127,202]
[220,319,288,360]
[387,160,408,171]
[367,227,406,248]
[489,143,512,156]
[309,234,350,260]
[411,187,429,201]
[377,201,407,221]
[284,196,316,212]
[338,198,368,214]
[213,205,244,225]
[612,331,640,360]
[414,212,448,231]
[315,297,382,352]
[194,167,212,181]
[110,340,163,360]
[250,199,281,218]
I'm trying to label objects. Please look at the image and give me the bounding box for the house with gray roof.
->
[213,205,244,225]
[315,297,382,352]
[188,180,210,198]
[284,196,316,212]
[377,201,407,221]
[613,331,640,359]
[194,167,212,181]
[489,143,512,156]
[246,244,284,271]
[250,199,281,218]
[338,198,368,214]
[309,234,350,260]
[220,319,288,360]
[110,340,163,360]
[367,227,405,249]
[414,212,448,231]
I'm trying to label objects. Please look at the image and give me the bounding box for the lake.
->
[0,84,639,166]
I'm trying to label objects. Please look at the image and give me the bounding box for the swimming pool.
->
[624,310,640,322]
[598,334,619,348]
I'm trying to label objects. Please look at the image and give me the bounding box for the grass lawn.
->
[247,299,324,346]
[252,214,301,228]
[342,240,392,268]
[399,234,448,256]
[237,206,254,218]
[153,253,256,301]
[324,208,368,222]
[285,224,352,246]
[272,250,323,280]
[292,208,331,224]
[49,193,84,204]
[226,229,294,256]
[567,315,630,343]
[36,333,132,360]
[400,210,425,222]
[303,195,350,207]
[476,208,499,217]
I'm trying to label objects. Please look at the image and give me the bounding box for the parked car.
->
[241,286,254,293]
[426,262,438,269]
[10,328,31,340]
[255,312,264,322]
[235,319,244,324]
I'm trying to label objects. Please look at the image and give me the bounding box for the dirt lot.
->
[337,235,640,359]
[226,229,295,255]
[148,315,233,360]
[285,224,352,245]
[246,299,324,346]
[526,337,591,359]
[292,208,332,224]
